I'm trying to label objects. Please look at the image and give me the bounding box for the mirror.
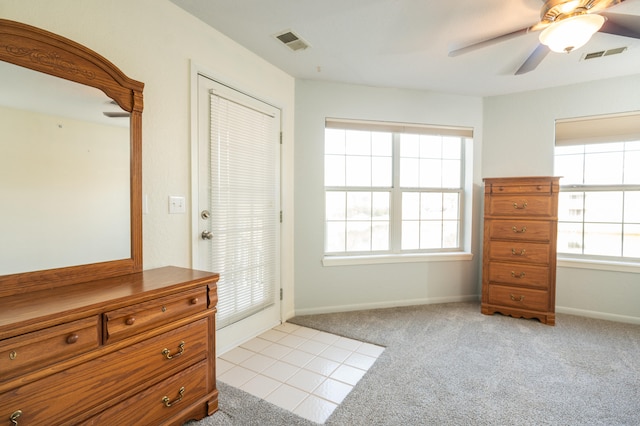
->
[0,19,144,297]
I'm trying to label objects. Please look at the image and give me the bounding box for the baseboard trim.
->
[293,295,480,317]
[556,306,640,325]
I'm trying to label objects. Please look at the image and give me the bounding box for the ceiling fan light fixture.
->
[539,13,605,53]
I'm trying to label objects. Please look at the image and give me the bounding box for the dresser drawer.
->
[488,285,549,312]
[490,182,552,194]
[0,316,99,381]
[82,360,208,425]
[104,287,207,344]
[488,262,549,290]
[0,318,209,426]
[488,241,550,264]
[488,220,552,242]
[487,195,553,217]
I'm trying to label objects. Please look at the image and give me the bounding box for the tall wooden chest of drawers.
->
[0,266,219,425]
[481,176,560,325]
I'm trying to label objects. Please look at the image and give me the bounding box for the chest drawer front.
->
[83,359,208,425]
[104,287,207,344]
[1,318,209,426]
[488,285,549,312]
[0,316,99,381]
[489,220,552,242]
[488,262,549,290]
[488,195,553,217]
[488,241,550,264]
[490,183,551,194]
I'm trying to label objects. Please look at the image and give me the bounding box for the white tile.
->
[264,383,308,411]
[240,353,277,373]
[216,358,234,375]
[312,378,353,404]
[344,352,377,370]
[304,356,340,377]
[281,349,315,368]
[320,345,352,363]
[357,342,385,358]
[273,322,300,334]
[330,364,366,386]
[218,365,257,388]
[286,369,326,393]
[294,394,338,424]
[261,342,292,360]
[258,329,289,342]
[278,333,308,349]
[240,337,272,353]
[297,339,329,356]
[291,326,320,339]
[312,330,340,345]
[261,360,299,382]
[219,346,254,364]
[240,374,281,399]
[333,336,362,351]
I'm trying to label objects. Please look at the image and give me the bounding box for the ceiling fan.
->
[449,0,640,75]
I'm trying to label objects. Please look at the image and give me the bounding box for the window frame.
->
[323,118,473,263]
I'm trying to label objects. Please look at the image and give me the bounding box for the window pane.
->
[421,193,442,220]
[371,132,392,156]
[326,191,345,220]
[402,221,419,250]
[558,192,584,222]
[420,135,441,158]
[584,152,623,185]
[346,221,371,251]
[420,159,441,187]
[583,223,622,256]
[345,130,371,155]
[443,193,460,220]
[372,221,389,251]
[584,192,622,223]
[624,191,640,223]
[400,134,419,157]
[326,221,345,252]
[624,151,640,184]
[420,221,442,249]
[442,137,461,159]
[585,142,624,153]
[402,192,419,220]
[346,192,371,220]
[442,159,461,188]
[400,158,419,187]
[345,156,371,187]
[555,154,583,185]
[443,220,459,248]
[623,224,640,258]
[325,129,345,154]
[372,192,390,220]
[557,222,583,254]
[325,155,345,186]
[372,156,392,187]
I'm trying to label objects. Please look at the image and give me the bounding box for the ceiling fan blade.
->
[515,44,550,75]
[599,13,640,39]
[449,27,534,57]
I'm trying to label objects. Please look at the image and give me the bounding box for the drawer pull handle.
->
[511,248,526,256]
[513,202,528,209]
[512,226,527,233]
[511,271,526,278]
[190,297,199,305]
[125,316,136,326]
[66,334,79,344]
[10,410,22,426]
[162,341,185,359]
[510,294,525,302]
[9,351,17,360]
[162,386,185,407]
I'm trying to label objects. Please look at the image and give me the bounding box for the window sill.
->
[322,252,474,267]
[557,258,640,274]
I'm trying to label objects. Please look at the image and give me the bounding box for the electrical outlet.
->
[169,196,186,214]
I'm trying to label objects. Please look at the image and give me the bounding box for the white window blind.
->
[209,91,278,329]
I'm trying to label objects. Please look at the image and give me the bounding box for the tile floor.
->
[217,322,385,424]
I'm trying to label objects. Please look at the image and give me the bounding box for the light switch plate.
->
[169,196,186,214]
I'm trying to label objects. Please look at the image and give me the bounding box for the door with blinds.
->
[196,74,281,354]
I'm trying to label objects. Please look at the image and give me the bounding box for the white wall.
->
[484,74,640,324]
[1,0,297,319]
[294,80,483,314]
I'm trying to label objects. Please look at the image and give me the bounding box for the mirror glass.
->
[0,60,131,275]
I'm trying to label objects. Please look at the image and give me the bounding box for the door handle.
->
[201,230,213,240]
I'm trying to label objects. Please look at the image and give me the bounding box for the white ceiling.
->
[170,0,640,97]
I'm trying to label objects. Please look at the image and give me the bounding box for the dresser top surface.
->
[0,266,218,338]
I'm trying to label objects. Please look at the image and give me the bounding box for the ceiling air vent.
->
[274,30,310,52]
[583,47,627,60]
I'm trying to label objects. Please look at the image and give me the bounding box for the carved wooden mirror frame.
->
[0,19,144,297]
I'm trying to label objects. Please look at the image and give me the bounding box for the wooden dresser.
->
[0,266,219,425]
[481,176,560,325]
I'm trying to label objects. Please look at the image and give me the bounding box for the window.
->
[324,119,472,257]
[554,113,640,261]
